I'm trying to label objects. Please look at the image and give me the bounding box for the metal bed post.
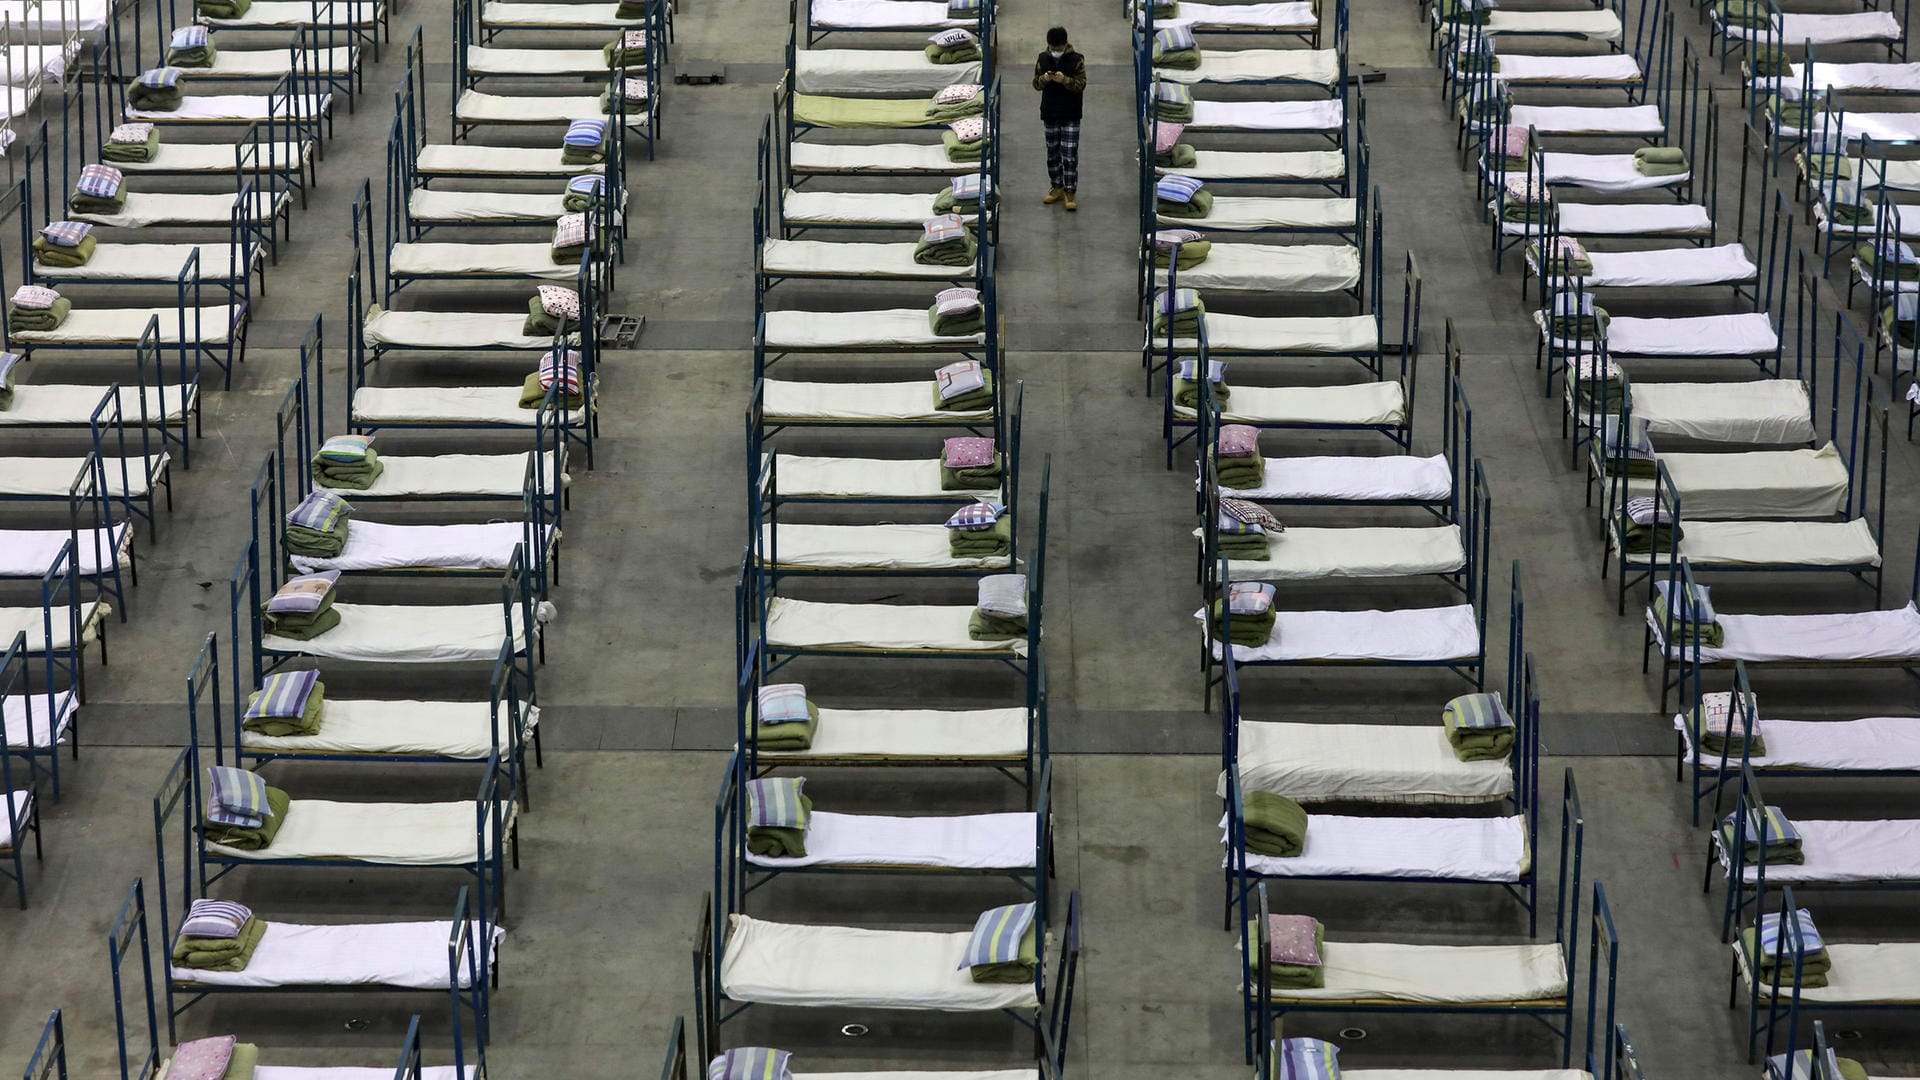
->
[0,632,43,908]
[1585,884,1621,1080]
[22,1009,66,1080]
[108,880,159,1080]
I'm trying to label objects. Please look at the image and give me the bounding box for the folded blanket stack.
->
[929,286,986,336]
[1771,1051,1870,1080]
[1743,908,1830,987]
[0,353,20,410]
[963,901,1039,984]
[755,682,818,750]
[1455,40,1497,75]
[1857,239,1920,282]
[943,115,991,162]
[1633,145,1689,177]
[1570,355,1623,411]
[172,899,265,972]
[130,67,185,112]
[523,348,586,409]
[605,29,648,69]
[1695,690,1764,756]
[1172,357,1228,409]
[1769,92,1816,131]
[970,573,1028,639]
[102,122,161,163]
[69,164,127,216]
[1547,292,1605,341]
[1273,1038,1341,1080]
[310,433,382,490]
[932,172,991,215]
[551,212,600,265]
[601,75,648,115]
[941,436,1002,491]
[1442,692,1515,762]
[201,765,290,850]
[1489,124,1529,171]
[1212,424,1264,489]
[926,28,982,64]
[1152,287,1205,337]
[562,118,612,166]
[1654,579,1724,649]
[169,1036,260,1080]
[1722,805,1804,865]
[914,214,976,266]
[1601,416,1656,478]
[926,82,986,121]
[283,489,350,558]
[33,221,96,268]
[167,24,217,67]
[1216,497,1281,561]
[7,284,70,333]
[1241,790,1306,857]
[525,285,581,337]
[947,500,1011,558]
[196,0,250,16]
[563,174,607,214]
[1154,121,1193,166]
[1246,915,1325,988]
[243,668,325,736]
[614,0,649,19]
[1716,0,1772,30]
[1210,580,1275,648]
[1153,25,1200,70]
[946,0,979,19]
[1153,81,1193,124]
[1157,174,1213,219]
[1883,295,1920,346]
[1152,228,1210,269]
[933,358,994,411]
[1501,174,1550,225]
[745,776,811,857]
[1530,236,1592,276]
[1620,495,1681,554]
[263,569,342,640]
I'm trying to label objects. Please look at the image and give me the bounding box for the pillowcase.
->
[564,118,609,146]
[180,898,252,939]
[285,489,349,532]
[170,24,209,48]
[538,285,581,320]
[39,221,93,248]
[934,286,982,316]
[1654,579,1716,622]
[1226,581,1276,616]
[1275,1038,1341,1080]
[921,214,967,244]
[75,163,124,198]
[756,683,810,726]
[949,116,986,143]
[169,1036,237,1080]
[9,284,59,310]
[933,82,983,105]
[976,574,1026,618]
[553,213,594,251]
[1152,228,1205,252]
[929,27,977,46]
[1155,25,1196,51]
[745,777,808,828]
[958,902,1036,968]
[204,766,271,826]
[1216,424,1260,458]
[943,436,996,468]
[1154,81,1192,105]
[1176,358,1225,384]
[108,122,155,145]
[1220,498,1281,531]
[245,669,320,720]
[1266,917,1323,966]
[1156,174,1204,203]
[539,349,583,395]
[1757,907,1824,959]
[266,571,340,614]
[1154,122,1186,153]
[1155,288,1199,314]
[708,1049,793,1080]
[1551,291,1594,317]
[137,66,183,88]
[1443,692,1513,730]
[945,501,1006,530]
[315,434,373,463]
[951,173,988,201]
[935,359,987,401]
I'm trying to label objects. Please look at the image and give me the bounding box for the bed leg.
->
[1700,835,1716,894]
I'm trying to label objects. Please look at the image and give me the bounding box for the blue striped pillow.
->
[246,669,320,721]
[959,902,1036,967]
[285,489,349,532]
[1275,1038,1341,1080]
[180,898,252,939]
[204,766,270,827]
[756,684,811,726]
[745,778,808,828]
[707,1048,793,1080]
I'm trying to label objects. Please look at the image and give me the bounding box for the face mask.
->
[1049,48,1064,57]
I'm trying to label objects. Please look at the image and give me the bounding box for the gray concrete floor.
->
[4,0,1920,1075]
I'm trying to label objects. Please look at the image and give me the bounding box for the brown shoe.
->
[1064,191,1078,211]
[1043,187,1064,205]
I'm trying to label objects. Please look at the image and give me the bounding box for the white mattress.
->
[1157,49,1340,85]
[36,244,249,282]
[1674,713,1920,771]
[794,50,980,94]
[1269,941,1568,1004]
[1540,151,1689,193]
[1815,201,1920,240]
[249,1068,469,1080]
[1483,8,1621,39]
[1215,453,1452,502]
[202,45,357,77]
[0,790,30,847]
[762,379,991,423]
[0,454,168,499]
[1154,243,1361,293]
[1827,157,1920,193]
[1579,244,1758,289]
[414,144,603,177]
[1825,111,1920,144]
[481,0,630,26]
[465,45,606,77]
[1726,11,1902,45]
[1231,721,1513,803]
[1790,61,1920,94]
[1165,312,1376,354]
[799,1074,1033,1080]
[1717,818,1920,885]
[1,83,39,121]
[722,915,1039,1009]
[352,386,554,427]
[808,0,969,29]
[747,810,1036,869]
[1544,312,1778,358]
[205,0,381,27]
[0,524,130,576]
[0,601,106,652]
[118,141,310,174]
[1734,941,1920,1002]
[10,305,237,345]
[763,239,972,279]
[288,520,547,574]
[759,706,1029,760]
[1494,53,1640,83]
[765,597,1026,655]
[764,308,981,349]
[126,93,330,122]
[1173,381,1404,426]
[1620,518,1879,569]
[0,385,192,426]
[1163,149,1346,181]
[1202,604,1481,663]
[1631,445,1850,520]
[1347,1072,1587,1080]
[170,919,502,989]
[770,454,999,501]
[788,141,971,175]
[1230,813,1528,882]
[1,689,78,749]
[389,242,578,281]
[206,797,505,865]
[1212,524,1464,580]
[1507,104,1664,136]
[1158,196,1355,231]
[1556,203,1711,237]
[763,523,1009,571]
[0,42,78,84]
[1156,2,1317,30]
[782,190,961,227]
[0,1,105,32]
[241,696,526,759]
[71,190,281,230]
[1649,602,1920,664]
[454,91,647,128]
[261,600,544,663]
[1629,379,1815,445]
[408,189,570,223]
[1188,98,1343,133]
[362,309,553,350]
[321,452,559,500]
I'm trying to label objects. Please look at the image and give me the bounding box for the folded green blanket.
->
[1243,918,1326,988]
[102,131,162,162]
[1549,313,1607,339]
[1158,143,1198,168]
[931,189,987,215]
[520,371,584,410]
[1620,520,1681,555]
[1856,243,1920,281]
[173,917,267,970]
[128,83,183,112]
[525,294,566,336]
[1501,197,1551,225]
[934,372,994,412]
[747,793,812,857]
[1883,303,1920,346]
[561,141,610,166]
[1152,302,1205,338]
[950,516,1012,558]
[925,91,985,122]
[970,609,1027,640]
[1636,146,1688,165]
[313,461,386,491]
[605,40,648,68]
[282,523,346,559]
[1749,45,1790,76]
[940,454,1002,491]
[925,43,982,64]
[1698,719,1765,758]
[1442,696,1514,762]
[1717,0,1770,29]
[1739,927,1830,985]
[1634,157,1689,177]
[263,606,341,641]
[1218,535,1270,560]
[929,304,987,337]
[1718,821,1803,865]
[969,918,1038,983]
[1158,189,1214,218]
[70,192,127,216]
[614,0,648,17]
[1209,601,1273,648]
[203,786,291,850]
[942,130,988,162]
[1173,377,1228,410]
[1242,790,1306,857]
[1154,46,1201,70]
[243,684,325,737]
[197,0,250,16]
[33,235,96,267]
[1156,101,1194,124]
[562,188,604,213]
[1212,453,1264,491]
[1527,242,1592,276]
[7,297,71,332]
[1771,97,1814,129]
[1153,240,1211,270]
[553,239,599,265]
[756,701,819,751]
[914,235,977,267]
[1653,592,1724,648]
[167,42,217,67]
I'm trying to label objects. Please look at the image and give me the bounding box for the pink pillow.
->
[1216,424,1260,459]
[1267,915,1322,967]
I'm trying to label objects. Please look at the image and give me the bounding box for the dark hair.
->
[1046,26,1068,46]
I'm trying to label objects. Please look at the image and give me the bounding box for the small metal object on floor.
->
[1349,64,1386,83]
[675,60,726,84]
[600,314,646,348]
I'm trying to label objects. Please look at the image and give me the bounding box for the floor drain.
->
[1836,1030,1863,1041]
[344,1019,369,1031]
[1338,1027,1368,1041]
[840,1024,869,1038]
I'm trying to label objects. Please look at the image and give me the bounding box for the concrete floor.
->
[3,0,1920,1074]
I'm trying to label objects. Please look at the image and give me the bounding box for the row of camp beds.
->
[20,1009,468,1077]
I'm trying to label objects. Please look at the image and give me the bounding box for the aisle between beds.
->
[0,631,48,908]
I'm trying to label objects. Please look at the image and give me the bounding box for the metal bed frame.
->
[16,171,263,308]
[477,0,674,48]
[1141,72,1362,196]
[798,0,994,47]
[391,65,619,183]
[125,0,360,102]
[433,23,658,160]
[358,177,619,301]
[753,258,1001,371]
[758,113,1003,245]
[0,631,46,908]
[19,1009,64,1079]
[1142,136,1369,250]
[0,378,171,540]
[747,361,1008,442]
[99,32,335,141]
[1139,66,1351,152]
[1711,0,1909,72]
[457,0,660,82]
[785,69,999,140]
[1737,884,1920,1061]
[1144,194,1377,323]
[1136,0,1348,90]
[0,1,83,187]
[0,537,100,707]
[754,195,992,292]
[0,435,130,611]
[1448,0,1662,118]
[1135,0,1336,48]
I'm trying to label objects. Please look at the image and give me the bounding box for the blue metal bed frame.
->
[1242,810,1599,1067]
[753,186,993,294]
[786,69,999,141]
[20,1010,65,1080]
[99,31,336,145]
[359,174,619,301]
[1139,66,1351,152]
[475,0,674,47]
[1712,0,1910,73]
[693,887,1080,1062]
[734,637,1049,789]
[758,114,1004,246]
[394,1012,491,1080]
[1141,85,1362,197]
[1736,884,1920,1061]
[0,440,130,621]
[139,0,362,100]
[391,65,623,184]
[1844,148,1920,316]
[459,0,664,78]
[0,632,46,909]
[746,361,1007,443]
[1135,0,1347,91]
[0,535,98,708]
[433,21,659,161]
[1431,0,1626,53]
[1447,0,1658,106]
[1134,0,1337,48]
[753,256,1000,371]
[798,0,995,47]
[1145,192,1378,327]
[1141,137,1369,257]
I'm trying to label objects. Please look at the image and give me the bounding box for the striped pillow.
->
[266,571,340,614]
[1276,1038,1341,1080]
[170,24,209,48]
[39,220,93,248]
[538,349,583,395]
[1757,908,1824,959]
[1443,692,1512,730]
[76,163,125,199]
[316,434,373,464]
[1220,498,1280,531]
[10,284,59,310]
[564,118,608,147]
[1226,581,1276,617]
[1727,805,1800,848]
[246,669,320,721]
[934,287,982,317]
[180,898,252,939]
[976,574,1026,618]
[567,174,607,198]
[138,66,183,88]
[1155,288,1198,314]
[0,353,19,386]
[745,777,808,828]
[1154,81,1191,106]
[1156,174,1204,203]
[285,489,349,532]
[1152,228,1204,252]
[204,766,270,827]
[1154,25,1195,51]
[958,902,1036,968]
[707,1048,793,1080]
[756,683,810,726]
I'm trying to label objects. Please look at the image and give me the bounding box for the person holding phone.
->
[1032,26,1087,210]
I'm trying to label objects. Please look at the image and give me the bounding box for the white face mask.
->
[1049,48,1064,57]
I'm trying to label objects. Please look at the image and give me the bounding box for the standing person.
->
[1033,26,1086,210]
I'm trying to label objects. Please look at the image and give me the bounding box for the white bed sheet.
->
[1538,151,1688,193]
[0,790,30,847]
[0,0,105,31]
[1271,941,1568,1003]
[1231,720,1513,803]
[171,919,502,989]
[1823,111,1920,144]
[763,239,972,278]
[782,190,965,227]
[126,93,330,122]
[1627,445,1850,520]
[1189,98,1343,132]
[809,0,970,29]
[352,386,555,427]
[0,454,167,499]
[1815,201,1920,240]
[242,696,527,759]
[1162,149,1345,182]
[11,305,237,345]
[1158,49,1340,85]
[465,45,606,76]
[1791,61,1920,94]
[765,597,1026,654]
[764,523,1008,571]
[1,689,77,749]
[1544,312,1778,358]
[1674,713,1920,771]
[1173,381,1404,426]
[409,189,569,223]
[795,50,980,94]
[1718,818,1920,884]
[481,0,630,26]
[1201,604,1481,663]
[771,454,999,501]
[0,42,78,84]
[762,379,992,423]
[206,798,504,865]
[1214,454,1452,502]
[1165,313,1376,354]
[202,45,358,77]
[1621,518,1878,569]
[1159,196,1355,231]
[1630,379,1815,445]
[1155,2,1317,30]
[414,144,603,177]
[1649,602,1920,663]
[1154,243,1360,293]
[362,309,553,350]
[1556,203,1711,237]
[0,385,191,426]
[722,915,1039,1009]
[0,525,130,576]
[1735,941,1920,1002]
[1229,813,1528,882]
[36,244,249,282]
[288,520,547,574]
[1212,524,1463,580]
[789,141,970,175]
[71,191,281,230]
[1726,11,1902,45]
[764,308,982,349]
[1580,244,1757,288]
[389,242,578,281]
[1507,104,1664,135]
[261,600,544,663]
[0,601,106,652]
[760,706,1029,760]
[1494,53,1640,83]
[454,91,647,127]
[118,141,310,175]
[321,452,560,500]
[205,0,382,27]
[748,810,1036,869]
[1484,8,1621,38]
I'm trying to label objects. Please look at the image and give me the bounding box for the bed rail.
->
[0,631,43,908]
[22,1009,66,1080]
[107,879,160,1080]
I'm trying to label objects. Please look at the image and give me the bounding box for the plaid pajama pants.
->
[1043,121,1080,193]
